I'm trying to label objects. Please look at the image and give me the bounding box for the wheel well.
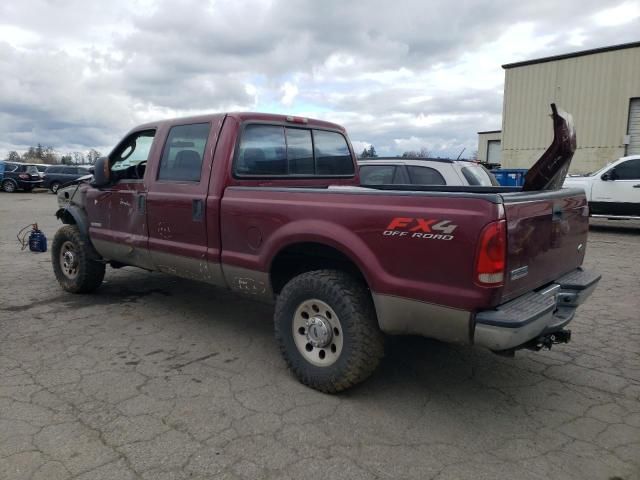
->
[270,242,368,294]
[56,209,76,225]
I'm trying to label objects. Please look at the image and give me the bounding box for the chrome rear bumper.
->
[473,268,601,351]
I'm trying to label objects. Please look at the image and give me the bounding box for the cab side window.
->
[612,159,640,180]
[158,123,211,182]
[111,130,156,179]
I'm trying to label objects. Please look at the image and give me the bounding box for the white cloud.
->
[592,1,640,26]
[280,82,299,106]
[1,0,639,158]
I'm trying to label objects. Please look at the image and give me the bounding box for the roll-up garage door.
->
[487,140,502,164]
[627,98,640,156]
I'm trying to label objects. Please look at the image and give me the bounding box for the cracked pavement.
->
[1,192,639,480]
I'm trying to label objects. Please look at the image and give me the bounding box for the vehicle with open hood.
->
[51,105,600,392]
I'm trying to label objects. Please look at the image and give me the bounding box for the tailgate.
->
[499,188,589,302]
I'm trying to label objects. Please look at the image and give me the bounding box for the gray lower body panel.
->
[372,294,471,344]
[473,267,601,351]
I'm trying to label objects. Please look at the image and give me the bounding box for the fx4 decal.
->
[383,217,458,241]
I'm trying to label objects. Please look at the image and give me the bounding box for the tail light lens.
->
[474,220,506,287]
[19,173,30,180]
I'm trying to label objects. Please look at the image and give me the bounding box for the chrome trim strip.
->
[372,293,472,344]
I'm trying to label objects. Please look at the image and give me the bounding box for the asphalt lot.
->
[1,191,639,480]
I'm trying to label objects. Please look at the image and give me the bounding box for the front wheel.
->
[50,182,61,194]
[2,180,16,193]
[274,270,384,393]
[51,225,105,293]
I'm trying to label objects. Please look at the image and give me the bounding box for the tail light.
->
[19,173,30,180]
[474,220,506,287]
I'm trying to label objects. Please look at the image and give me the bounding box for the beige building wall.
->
[501,45,640,174]
[477,131,502,163]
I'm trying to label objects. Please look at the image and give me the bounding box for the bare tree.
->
[6,151,21,162]
[401,147,431,158]
[72,151,85,165]
[86,149,102,165]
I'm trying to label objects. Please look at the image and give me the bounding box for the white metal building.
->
[479,41,640,173]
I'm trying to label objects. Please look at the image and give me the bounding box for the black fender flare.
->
[56,206,89,237]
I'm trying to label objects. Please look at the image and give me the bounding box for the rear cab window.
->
[235,124,354,177]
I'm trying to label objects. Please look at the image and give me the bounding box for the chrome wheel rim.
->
[52,183,59,193]
[292,299,343,367]
[60,241,79,279]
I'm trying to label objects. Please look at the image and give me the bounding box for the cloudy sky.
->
[1,0,639,159]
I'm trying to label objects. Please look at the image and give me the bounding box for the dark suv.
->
[43,165,92,193]
[1,162,43,192]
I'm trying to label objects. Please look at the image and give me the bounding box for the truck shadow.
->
[66,270,548,405]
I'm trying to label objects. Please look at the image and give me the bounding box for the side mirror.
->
[601,170,617,181]
[92,157,111,187]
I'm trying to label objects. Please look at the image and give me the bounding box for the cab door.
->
[145,121,225,285]
[85,129,157,269]
[591,158,640,216]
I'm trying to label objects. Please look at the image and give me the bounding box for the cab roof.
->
[132,112,346,133]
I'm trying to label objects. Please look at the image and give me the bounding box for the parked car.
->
[563,155,640,218]
[358,158,498,186]
[43,165,92,193]
[32,164,52,178]
[51,108,599,393]
[1,162,43,192]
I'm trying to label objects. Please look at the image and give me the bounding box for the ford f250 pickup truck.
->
[52,105,600,392]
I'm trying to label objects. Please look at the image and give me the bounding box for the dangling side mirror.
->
[92,157,111,187]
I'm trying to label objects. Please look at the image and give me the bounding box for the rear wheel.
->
[274,270,384,393]
[50,182,61,194]
[52,225,105,293]
[2,180,16,193]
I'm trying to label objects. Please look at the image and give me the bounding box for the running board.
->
[591,214,640,220]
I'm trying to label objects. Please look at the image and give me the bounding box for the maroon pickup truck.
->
[52,107,600,392]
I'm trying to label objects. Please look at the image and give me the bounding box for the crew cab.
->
[52,106,600,392]
[1,162,43,192]
[358,158,498,186]
[563,155,640,218]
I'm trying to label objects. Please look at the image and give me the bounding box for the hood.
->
[522,104,576,191]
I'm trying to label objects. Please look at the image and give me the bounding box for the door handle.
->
[633,184,640,188]
[192,199,204,221]
[137,194,146,214]
[552,204,564,221]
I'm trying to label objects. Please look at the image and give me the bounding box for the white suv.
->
[563,155,640,219]
[358,158,498,187]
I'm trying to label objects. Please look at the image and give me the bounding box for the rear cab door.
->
[145,117,226,285]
